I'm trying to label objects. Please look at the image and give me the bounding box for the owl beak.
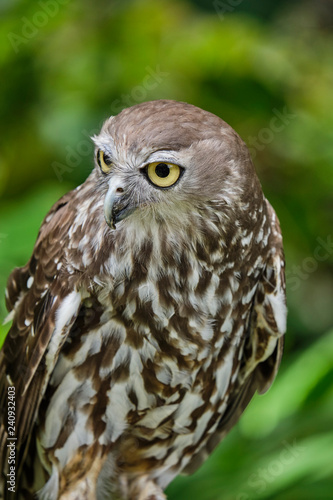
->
[104,184,135,230]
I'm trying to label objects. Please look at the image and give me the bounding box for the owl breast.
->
[37,231,257,490]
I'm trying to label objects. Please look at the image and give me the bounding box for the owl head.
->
[92,100,262,234]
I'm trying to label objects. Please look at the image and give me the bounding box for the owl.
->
[0,100,286,500]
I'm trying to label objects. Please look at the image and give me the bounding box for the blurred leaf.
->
[240,329,333,437]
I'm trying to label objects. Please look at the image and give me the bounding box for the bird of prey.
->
[0,100,286,500]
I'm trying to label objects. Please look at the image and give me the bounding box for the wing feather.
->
[0,190,84,485]
[184,200,287,475]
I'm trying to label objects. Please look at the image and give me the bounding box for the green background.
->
[0,0,332,498]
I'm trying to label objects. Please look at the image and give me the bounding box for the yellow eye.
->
[146,162,181,188]
[97,149,113,174]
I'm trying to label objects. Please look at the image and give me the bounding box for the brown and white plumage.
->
[0,100,286,500]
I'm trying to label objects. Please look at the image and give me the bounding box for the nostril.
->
[116,187,124,193]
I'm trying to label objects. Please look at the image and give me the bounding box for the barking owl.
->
[0,100,286,500]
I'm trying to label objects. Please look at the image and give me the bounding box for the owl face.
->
[92,100,258,231]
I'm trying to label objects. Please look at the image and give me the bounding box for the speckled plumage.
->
[0,100,286,500]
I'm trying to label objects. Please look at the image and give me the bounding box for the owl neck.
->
[98,204,247,286]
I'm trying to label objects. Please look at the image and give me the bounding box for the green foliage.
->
[0,0,332,498]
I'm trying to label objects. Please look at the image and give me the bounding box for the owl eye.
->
[146,162,181,188]
[97,149,113,174]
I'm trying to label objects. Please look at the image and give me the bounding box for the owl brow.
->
[143,150,182,165]
[100,145,114,156]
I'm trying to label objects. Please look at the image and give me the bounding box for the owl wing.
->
[184,200,287,474]
[0,190,83,478]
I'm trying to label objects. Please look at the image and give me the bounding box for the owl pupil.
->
[155,163,170,178]
[103,153,112,165]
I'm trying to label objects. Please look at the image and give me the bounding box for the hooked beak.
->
[104,184,135,230]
